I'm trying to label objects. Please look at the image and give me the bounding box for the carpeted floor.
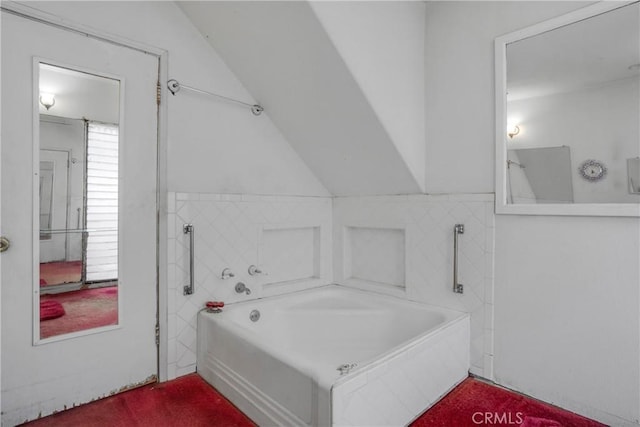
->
[22,374,255,427]
[21,375,605,427]
[411,377,606,427]
[40,286,118,339]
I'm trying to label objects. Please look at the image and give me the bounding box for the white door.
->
[39,149,69,263]
[1,11,159,425]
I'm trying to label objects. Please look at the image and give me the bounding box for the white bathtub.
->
[197,285,470,426]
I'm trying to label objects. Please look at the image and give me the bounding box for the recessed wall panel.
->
[261,226,320,286]
[345,226,405,288]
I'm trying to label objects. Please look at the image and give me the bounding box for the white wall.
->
[425,2,640,425]
[310,1,426,191]
[2,0,328,420]
[7,2,640,425]
[23,1,329,197]
[508,78,640,203]
[495,215,640,426]
[424,1,592,195]
[178,1,423,196]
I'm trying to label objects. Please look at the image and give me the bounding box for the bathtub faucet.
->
[248,265,263,276]
[235,282,251,295]
[221,268,235,280]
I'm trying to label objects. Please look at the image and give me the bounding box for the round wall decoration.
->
[579,159,607,182]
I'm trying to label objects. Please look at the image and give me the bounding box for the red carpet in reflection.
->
[40,286,118,339]
[22,374,256,427]
[411,378,606,427]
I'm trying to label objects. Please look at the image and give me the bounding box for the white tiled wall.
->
[167,192,495,380]
[260,225,321,286]
[167,192,333,379]
[346,226,406,288]
[333,194,495,378]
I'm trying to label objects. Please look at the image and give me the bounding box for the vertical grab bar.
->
[453,224,464,294]
[183,224,194,295]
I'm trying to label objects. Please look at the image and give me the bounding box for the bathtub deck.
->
[22,374,605,427]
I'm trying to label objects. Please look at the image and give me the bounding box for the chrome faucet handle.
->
[235,282,251,295]
[248,265,263,276]
[221,268,235,280]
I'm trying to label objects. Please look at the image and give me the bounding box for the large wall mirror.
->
[37,62,121,341]
[495,1,640,216]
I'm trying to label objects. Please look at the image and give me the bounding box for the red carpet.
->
[22,374,256,427]
[40,286,118,339]
[411,378,606,427]
[20,375,604,427]
[40,260,82,286]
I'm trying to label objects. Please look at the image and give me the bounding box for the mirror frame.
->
[495,1,640,217]
[32,57,125,345]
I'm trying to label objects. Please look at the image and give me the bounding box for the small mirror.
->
[38,63,121,341]
[496,2,640,216]
[629,157,640,194]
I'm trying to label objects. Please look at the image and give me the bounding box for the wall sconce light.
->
[507,125,520,139]
[39,93,56,110]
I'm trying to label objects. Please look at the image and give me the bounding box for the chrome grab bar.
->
[183,224,194,295]
[453,224,464,294]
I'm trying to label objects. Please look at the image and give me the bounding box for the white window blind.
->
[85,122,118,282]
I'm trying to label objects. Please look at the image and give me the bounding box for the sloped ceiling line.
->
[178,1,426,196]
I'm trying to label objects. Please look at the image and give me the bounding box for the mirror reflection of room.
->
[38,63,120,340]
[505,2,640,205]
[507,146,574,204]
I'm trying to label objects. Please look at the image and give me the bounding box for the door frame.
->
[1,1,170,382]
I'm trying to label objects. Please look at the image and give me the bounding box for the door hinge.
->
[155,323,160,346]
[156,81,161,106]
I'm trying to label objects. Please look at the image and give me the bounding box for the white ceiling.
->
[507,2,640,101]
[39,63,120,123]
[178,1,423,196]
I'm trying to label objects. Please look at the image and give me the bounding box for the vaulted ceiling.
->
[178,1,426,196]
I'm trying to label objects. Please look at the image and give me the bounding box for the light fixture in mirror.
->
[38,62,121,341]
[495,2,640,216]
[39,92,56,110]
